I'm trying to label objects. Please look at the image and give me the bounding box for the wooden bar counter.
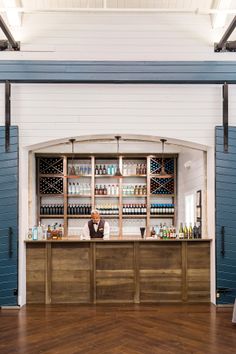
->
[25,238,211,304]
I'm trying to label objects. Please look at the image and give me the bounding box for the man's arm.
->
[103,221,110,240]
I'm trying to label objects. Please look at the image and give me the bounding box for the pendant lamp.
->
[159,138,172,178]
[114,136,123,177]
[69,138,76,175]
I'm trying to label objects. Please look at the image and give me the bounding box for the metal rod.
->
[223,82,228,152]
[5,80,11,152]
[215,16,236,51]
[0,15,19,50]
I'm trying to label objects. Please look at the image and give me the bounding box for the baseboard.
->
[0,305,21,310]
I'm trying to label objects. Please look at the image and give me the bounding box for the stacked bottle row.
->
[150,204,174,215]
[96,204,119,215]
[123,163,147,175]
[123,204,147,215]
[68,183,91,195]
[67,204,92,215]
[178,222,201,239]
[68,164,91,176]
[29,223,64,241]
[95,164,117,175]
[95,184,119,196]
[150,223,177,239]
[122,184,146,195]
[40,204,64,215]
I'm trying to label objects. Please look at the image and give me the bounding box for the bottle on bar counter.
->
[178,223,184,239]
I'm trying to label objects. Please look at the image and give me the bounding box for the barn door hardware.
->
[5,81,11,152]
[223,83,228,152]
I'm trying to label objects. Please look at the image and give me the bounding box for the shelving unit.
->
[36,154,177,238]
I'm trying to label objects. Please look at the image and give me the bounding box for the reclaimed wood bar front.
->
[25,239,211,304]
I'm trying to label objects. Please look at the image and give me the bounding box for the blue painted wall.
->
[216,126,236,304]
[0,127,18,306]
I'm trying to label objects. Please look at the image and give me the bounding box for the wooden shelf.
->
[122,175,147,177]
[150,214,175,218]
[67,194,91,197]
[66,175,91,178]
[100,215,119,218]
[66,215,90,218]
[150,174,174,178]
[150,194,174,197]
[122,195,147,197]
[40,215,64,218]
[95,175,119,178]
[95,195,119,198]
[122,215,147,218]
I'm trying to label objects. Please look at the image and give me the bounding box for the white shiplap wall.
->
[7,83,223,148]
[0,12,235,61]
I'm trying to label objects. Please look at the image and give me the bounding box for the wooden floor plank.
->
[0,304,235,354]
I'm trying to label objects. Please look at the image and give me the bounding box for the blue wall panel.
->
[216,126,236,304]
[0,127,18,307]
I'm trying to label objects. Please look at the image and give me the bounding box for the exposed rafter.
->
[215,15,236,52]
[0,14,20,50]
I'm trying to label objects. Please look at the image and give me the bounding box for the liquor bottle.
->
[193,222,198,239]
[196,222,201,239]
[32,226,38,241]
[103,165,107,175]
[188,223,193,239]
[184,224,189,239]
[178,223,184,239]
[71,183,76,194]
[95,165,99,175]
[104,185,107,195]
[46,225,51,240]
[151,227,156,237]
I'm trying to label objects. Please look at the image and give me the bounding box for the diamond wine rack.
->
[39,157,63,175]
[150,157,175,195]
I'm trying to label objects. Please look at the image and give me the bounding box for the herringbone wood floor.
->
[0,304,235,354]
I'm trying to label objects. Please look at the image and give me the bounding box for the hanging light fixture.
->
[114,136,123,177]
[159,138,172,178]
[69,138,76,175]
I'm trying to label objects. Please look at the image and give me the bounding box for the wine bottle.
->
[178,223,184,239]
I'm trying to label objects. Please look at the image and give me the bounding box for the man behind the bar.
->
[82,210,110,240]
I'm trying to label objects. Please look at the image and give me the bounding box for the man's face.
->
[91,213,100,224]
